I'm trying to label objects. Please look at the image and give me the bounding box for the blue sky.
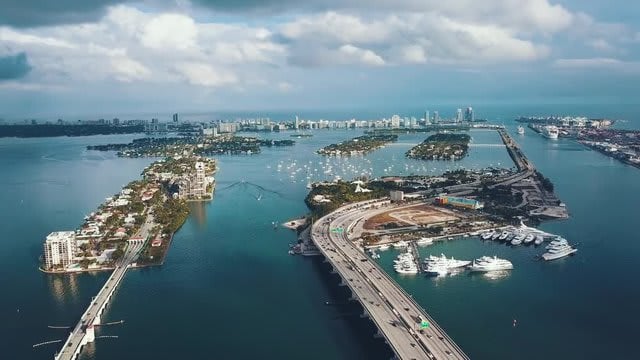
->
[0,0,638,117]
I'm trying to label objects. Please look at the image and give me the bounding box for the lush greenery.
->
[317,134,398,156]
[406,132,471,160]
[535,171,554,192]
[305,180,405,217]
[87,135,295,157]
[0,124,143,138]
[153,198,190,234]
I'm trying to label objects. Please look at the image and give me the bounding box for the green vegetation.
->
[0,124,143,138]
[406,133,470,160]
[154,198,190,234]
[88,135,294,157]
[317,134,398,156]
[535,171,554,192]
[305,180,403,217]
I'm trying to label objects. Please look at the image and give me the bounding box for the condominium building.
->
[43,231,77,269]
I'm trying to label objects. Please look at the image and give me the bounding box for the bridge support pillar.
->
[338,279,347,286]
[347,295,357,302]
[83,325,95,344]
[360,310,369,318]
[373,330,383,339]
[93,313,101,325]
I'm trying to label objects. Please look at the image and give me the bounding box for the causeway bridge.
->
[53,216,151,360]
[311,201,470,359]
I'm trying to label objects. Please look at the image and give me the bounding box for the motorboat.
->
[534,235,544,246]
[523,234,535,244]
[416,237,434,246]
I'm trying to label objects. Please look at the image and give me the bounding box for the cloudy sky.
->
[0,0,638,117]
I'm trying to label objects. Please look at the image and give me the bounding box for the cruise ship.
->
[469,256,513,272]
[543,125,559,139]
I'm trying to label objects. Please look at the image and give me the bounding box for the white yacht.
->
[542,243,577,261]
[481,231,495,240]
[523,234,535,244]
[534,235,544,246]
[416,237,434,246]
[469,256,513,272]
[491,232,501,241]
[395,262,419,274]
[546,237,568,249]
[424,254,471,273]
[424,263,450,276]
[378,244,390,251]
[511,233,526,245]
[498,231,510,241]
[517,126,525,135]
[393,240,409,249]
[543,125,559,139]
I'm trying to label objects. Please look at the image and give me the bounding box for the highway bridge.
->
[54,216,152,360]
[311,201,470,360]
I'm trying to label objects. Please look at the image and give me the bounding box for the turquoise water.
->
[1,120,639,359]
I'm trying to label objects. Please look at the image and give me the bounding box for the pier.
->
[312,200,469,359]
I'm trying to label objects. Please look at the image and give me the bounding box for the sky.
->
[0,0,639,118]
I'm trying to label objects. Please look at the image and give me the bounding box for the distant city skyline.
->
[0,0,639,116]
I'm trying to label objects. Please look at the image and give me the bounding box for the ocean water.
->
[1,111,639,360]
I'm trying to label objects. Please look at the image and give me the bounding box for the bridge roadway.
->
[54,215,152,360]
[312,201,469,360]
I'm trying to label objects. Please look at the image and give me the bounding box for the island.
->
[0,124,144,138]
[317,134,398,156]
[87,135,295,157]
[41,155,216,273]
[406,133,470,160]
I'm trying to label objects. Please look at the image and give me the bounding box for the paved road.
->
[312,201,469,360]
[55,216,152,360]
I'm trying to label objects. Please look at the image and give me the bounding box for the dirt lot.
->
[364,204,459,230]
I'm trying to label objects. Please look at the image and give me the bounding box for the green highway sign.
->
[420,320,430,329]
[330,228,344,233]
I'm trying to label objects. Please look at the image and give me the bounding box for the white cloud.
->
[338,44,385,66]
[0,27,75,48]
[174,62,237,87]
[587,39,615,52]
[140,13,198,51]
[110,56,151,82]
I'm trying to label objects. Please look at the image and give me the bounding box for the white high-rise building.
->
[464,107,474,122]
[43,231,77,269]
[294,115,299,130]
[456,108,463,122]
[391,114,401,128]
[433,111,440,123]
[193,162,206,198]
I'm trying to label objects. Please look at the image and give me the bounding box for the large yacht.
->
[542,243,577,261]
[534,235,544,246]
[498,231,510,241]
[424,254,471,275]
[517,126,525,135]
[523,234,535,244]
[469,256,514,272]
[416,237,434,246]
[543,125,559,139]
[394,250,419,274]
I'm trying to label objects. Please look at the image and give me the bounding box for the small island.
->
[41,154,216,273]
[87,135,294,157]
[406,133,470,160]
[317,134,398,156]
